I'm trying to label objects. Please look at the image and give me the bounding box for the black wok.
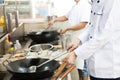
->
[3,58,60,80]
[27,30,60,44]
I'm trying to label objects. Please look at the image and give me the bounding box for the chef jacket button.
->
[97,0,100,3]
[90,36,92,39]
[91,10,93,13]
[94,12,96,15]
[89,22,91,25]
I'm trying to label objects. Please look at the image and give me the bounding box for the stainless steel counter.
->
[0,33,79,80]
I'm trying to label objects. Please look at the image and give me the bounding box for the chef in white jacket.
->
[64,0,120,80]
[48,0,91,80]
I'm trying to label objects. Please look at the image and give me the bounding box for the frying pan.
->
[27,30,60,44]
[3,58,60,80]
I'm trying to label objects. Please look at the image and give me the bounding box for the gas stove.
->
[0,72,51,80]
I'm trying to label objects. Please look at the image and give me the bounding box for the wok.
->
[29,44,54,52]
[27,30,60,44]
[3,58,60,80]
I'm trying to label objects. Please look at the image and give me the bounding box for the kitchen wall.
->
[52,0,75,16]
[33,0,75,16]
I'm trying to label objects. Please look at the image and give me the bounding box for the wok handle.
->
[52,62,67,80]
[2,59,10,68]
[58,64,76,80]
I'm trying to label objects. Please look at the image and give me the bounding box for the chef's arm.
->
[66,22,88,31]
[48,16,68,26]
[53,16,68,22]
[74,1,120,60]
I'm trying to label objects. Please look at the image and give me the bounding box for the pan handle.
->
[2,59,10,66]
[52,62,67,80]
[2,59,12,71]
[57,64,76,80]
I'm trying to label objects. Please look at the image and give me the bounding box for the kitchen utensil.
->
[3,59,75,80]
[57,64,76,80]
[29,44,53,52]
[36,26,49,35]
[3,58,60,80]
[27,30,60,44]
[28,51,67,72]
[52,62,67,80]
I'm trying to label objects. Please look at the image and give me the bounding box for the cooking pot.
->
[3,58,60,80]
[27,30,60,44]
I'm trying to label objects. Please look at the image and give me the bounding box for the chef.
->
[64,0,120,80]
[48,0,91,80]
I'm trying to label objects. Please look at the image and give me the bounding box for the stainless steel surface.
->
[7,13,12,33]
[11,23,24,42]
[0,32,78,79]
[0,38,5,54]
[29,44,53,52]
[14,10,19,28]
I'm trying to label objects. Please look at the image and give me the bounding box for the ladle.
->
[28,51,67,73]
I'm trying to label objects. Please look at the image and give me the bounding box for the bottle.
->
[8,44,15,55]
[0,16,5,33]
[14,40,23,54]
[4,38,13,54]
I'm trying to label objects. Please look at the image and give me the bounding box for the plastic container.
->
[14,40,23,53]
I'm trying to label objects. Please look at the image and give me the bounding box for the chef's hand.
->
[67,39,81,52]
[62,51,77,65]
[60,28,68,34]
[48,19,55,26]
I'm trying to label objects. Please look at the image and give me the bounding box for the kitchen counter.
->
[0,35,79,80]
[20,38,79,80]
[19,19,46,23]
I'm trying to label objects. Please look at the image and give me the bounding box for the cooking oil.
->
[0,16,5,33]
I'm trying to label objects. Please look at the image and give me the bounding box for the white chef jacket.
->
[65,0,91,37]
[65,0,91,70]
[75,0,120,78]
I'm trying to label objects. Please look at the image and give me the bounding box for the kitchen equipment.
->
[52,62,67,80]
[27,30,60,44]
[7,13,12,33]
[3,58,60,80]
[36,26,50,35]
[28,51,67,72]
[29,43,53,52]
[14,10,19,28]
[2,61,75,80]
[57,64,76,80]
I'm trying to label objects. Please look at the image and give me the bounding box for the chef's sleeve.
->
[74,0,120,59]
